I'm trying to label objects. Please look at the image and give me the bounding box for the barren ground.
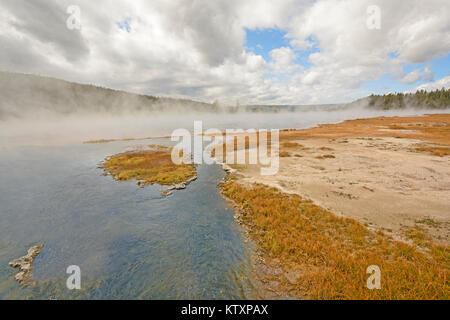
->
[225,114,450,245]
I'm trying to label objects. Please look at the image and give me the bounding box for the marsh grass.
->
[220,181,449,299]
[102,149,196,186]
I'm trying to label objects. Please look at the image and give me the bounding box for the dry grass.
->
[220,181,449,300]
[211,132,275,163]
[279,151,291,158]
[415,146,450,157]
[282,142,302,148]
[84,136,170,144]
[315,154,336,159]
[84,138,135,144]
[84,139,121,144]
[403,226,431,247]
[415,218,442,228]
[102,149,196,186]
[280,114,450,155]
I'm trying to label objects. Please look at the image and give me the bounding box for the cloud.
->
[1,0,90,62]
[399,67,434,84]
[0,0,448,105]
[268,47,301,74]
[284,0,450,102]
[408,75,450,92]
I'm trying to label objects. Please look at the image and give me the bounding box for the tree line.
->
[368,88,450,109]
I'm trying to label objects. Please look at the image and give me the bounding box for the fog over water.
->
[1,107,448,147]
[1,72,448,147]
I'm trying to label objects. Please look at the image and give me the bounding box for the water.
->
[0,139,255,299]
[0,108,446,299]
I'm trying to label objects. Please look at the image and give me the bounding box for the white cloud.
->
[399,67,434,84]
[268,47,301,74]
[0,0,448,105]
[408,75,450,93]
[284,0,450,102]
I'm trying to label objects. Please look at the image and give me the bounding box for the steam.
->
[0,71,447,147]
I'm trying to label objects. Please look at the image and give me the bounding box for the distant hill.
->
[0,71,344,119]
[0,71,217,120]
[349,89,450,110]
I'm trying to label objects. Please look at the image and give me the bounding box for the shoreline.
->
[216,113,450,299]
[218,183,301,299]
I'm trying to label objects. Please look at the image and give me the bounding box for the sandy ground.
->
[225,119,450,245]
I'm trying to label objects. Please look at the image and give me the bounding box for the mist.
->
[0,71,448,147]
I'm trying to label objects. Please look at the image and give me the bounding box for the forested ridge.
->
[368,88,450,109]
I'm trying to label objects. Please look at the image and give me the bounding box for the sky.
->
[0,0,449,105]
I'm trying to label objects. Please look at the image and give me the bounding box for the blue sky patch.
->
[117,19,131,32]
[245,27,448,97]
[364,54,450,95]
[245,28,320,72]
[245,28,291,61]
